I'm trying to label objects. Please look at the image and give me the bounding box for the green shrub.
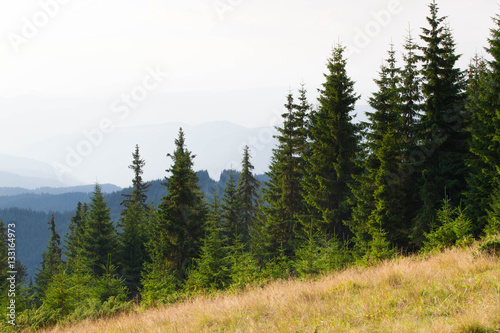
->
[478,234,500,256]
[424,197,473,251]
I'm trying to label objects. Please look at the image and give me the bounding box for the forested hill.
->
[0,170,268,215]
[0,183,121,196]
[0,170,268,278]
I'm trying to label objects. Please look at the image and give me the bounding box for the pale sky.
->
[0,0,498,185]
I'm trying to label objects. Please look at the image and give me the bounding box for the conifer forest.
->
[2,2,500,330]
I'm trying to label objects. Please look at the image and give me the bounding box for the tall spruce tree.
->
[220,170,241,246]
[466,15,500,235]
[350,45,406,257]
[119,145,150,296]
[464,54,492,234]
[399,29,423,233]
[417,1,467,238]
[261,86,310,258]
[80,184,118,276]
[302,44,361,238]
[236,146,260,245]
[35,214,63,301]
[154,128,207,281]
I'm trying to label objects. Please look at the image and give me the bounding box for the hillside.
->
[40,247,500,333]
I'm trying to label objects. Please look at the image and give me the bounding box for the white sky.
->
[0,0,498,184]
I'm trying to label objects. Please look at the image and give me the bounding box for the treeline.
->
[3,1,500,330]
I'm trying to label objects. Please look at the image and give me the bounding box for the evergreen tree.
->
[64,202,88,273]
[236,146,260,244]
[154,128,207,281]
[220,170,241,246]
[417,1,468,238]
[186,192,230,291]
[34,215,63,301]
[399,29,424,241]
[302,44,361,237]
[120,144,151,210]
[466,15,500,234]
[464,54,492,233]
[119,145,150,297]
[80,184,118,276]
[262,86,310,258]
[400,30,422,151]
[349,45,407,256]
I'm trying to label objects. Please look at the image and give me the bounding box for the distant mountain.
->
[0,153,82,188]
[0,184,122,196]
[0,208,73,278]
[0,170,268,218]
[14,121,279,187]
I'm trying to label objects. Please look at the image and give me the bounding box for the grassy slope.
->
[42,247,500,333]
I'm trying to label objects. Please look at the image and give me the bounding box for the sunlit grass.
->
[39,246,500,332]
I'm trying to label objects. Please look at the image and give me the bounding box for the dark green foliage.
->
[120,144,151,211]
[302,45,360,238]
[465,16,500,232]
[80,184,118,276]
[220,171,241,246]
[261,86,310,259]
[236,146,260,244]
[119,145,150,297]
[417,1,468,237]
[153,128,207,281]
[118,201,148,297]
[464,55,493,233]
[34,215,63,302]
[349,45,410,256]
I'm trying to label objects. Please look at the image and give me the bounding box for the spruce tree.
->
[302,44,361,237]
[220,170,241,246]
[466,15,500,234]
[80,184,118,276]
[400,30,422,150]
[121,144,151,210]
[64,202,88,273]
[464,54,492,234]
[349,45,407,257]
[186,192,230,291]
[154,128,207,281]
[399,30,423,236]
[119,145,150,296]
[34,215,63,301]
[236,146,260,245]
[417,1,468,238]
[262,86,310,258]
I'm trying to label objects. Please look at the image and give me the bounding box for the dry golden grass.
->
[40,247,500,333]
